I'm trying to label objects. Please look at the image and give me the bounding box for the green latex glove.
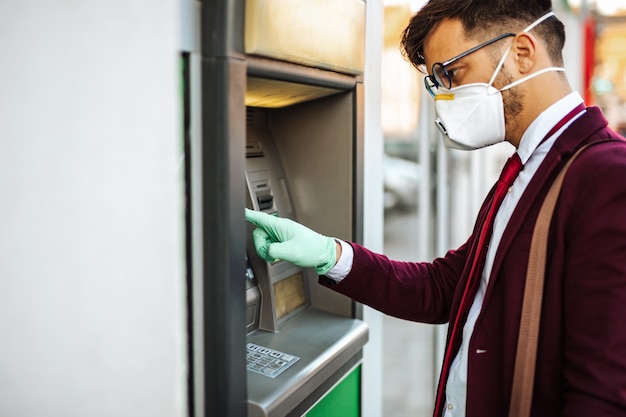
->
[245,208,337,275]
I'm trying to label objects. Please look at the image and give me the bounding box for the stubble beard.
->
[498,68,524,141]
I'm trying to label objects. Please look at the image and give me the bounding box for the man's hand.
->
[245,208,337,275]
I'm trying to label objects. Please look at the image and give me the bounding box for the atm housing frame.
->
[199,1,365,416]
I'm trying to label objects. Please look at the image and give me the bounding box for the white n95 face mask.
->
[434,11,565,150]
[434,83,506,150]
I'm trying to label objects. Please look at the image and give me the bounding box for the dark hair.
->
[400,0,566,71]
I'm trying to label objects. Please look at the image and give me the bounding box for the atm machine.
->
[197,1,368,416]
[244,97,368,416]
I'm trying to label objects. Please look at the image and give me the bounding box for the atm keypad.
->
[246,343,300,378]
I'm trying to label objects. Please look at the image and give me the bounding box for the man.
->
[246,0,626,415]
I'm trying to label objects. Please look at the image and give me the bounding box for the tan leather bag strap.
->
[508,144,591,417]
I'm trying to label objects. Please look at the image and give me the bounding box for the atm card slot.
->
[257,194,274,210]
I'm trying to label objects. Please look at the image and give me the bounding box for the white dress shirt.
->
[327,91,586,416]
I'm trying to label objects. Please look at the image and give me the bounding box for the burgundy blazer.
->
[321,107,626,416]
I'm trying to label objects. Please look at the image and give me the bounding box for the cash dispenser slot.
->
[244,99,367,417]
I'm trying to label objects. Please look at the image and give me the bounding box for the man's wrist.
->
[324,239,353,282]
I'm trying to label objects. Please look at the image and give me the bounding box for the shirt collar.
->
[517,91,585,164]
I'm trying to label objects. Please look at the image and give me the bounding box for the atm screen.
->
[244,106,306,334]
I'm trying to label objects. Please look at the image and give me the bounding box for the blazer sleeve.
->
[559,141,626,416]
[319,241,468,324]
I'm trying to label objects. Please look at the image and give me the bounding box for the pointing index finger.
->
[245,208,271,228]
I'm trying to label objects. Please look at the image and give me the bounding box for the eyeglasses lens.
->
[433,63,451,90]
[424,76,437,97]
[424,63,452,97]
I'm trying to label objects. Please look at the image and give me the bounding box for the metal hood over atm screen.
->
[244,0,365,75]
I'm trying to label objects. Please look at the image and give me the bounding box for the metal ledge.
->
[247,308,369,417]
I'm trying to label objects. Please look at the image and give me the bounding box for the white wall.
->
[0,2,186,417]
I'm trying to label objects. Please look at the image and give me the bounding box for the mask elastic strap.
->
[488,11,557,89]
[499,67,565,92]
[488,46,512,87]
[524,11,555,33]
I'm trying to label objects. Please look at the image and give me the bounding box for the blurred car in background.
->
[384,139,419,162]
[383,153,419,212]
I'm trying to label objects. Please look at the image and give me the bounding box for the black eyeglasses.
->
[424,32,515,97]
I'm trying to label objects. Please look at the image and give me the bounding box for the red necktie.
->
[433,152,523,417]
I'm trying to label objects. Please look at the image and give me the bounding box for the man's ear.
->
[510,32,537,74]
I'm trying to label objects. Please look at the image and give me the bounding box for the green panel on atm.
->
[306,366,361,417]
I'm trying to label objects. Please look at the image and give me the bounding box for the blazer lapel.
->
[482,107,609,306]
